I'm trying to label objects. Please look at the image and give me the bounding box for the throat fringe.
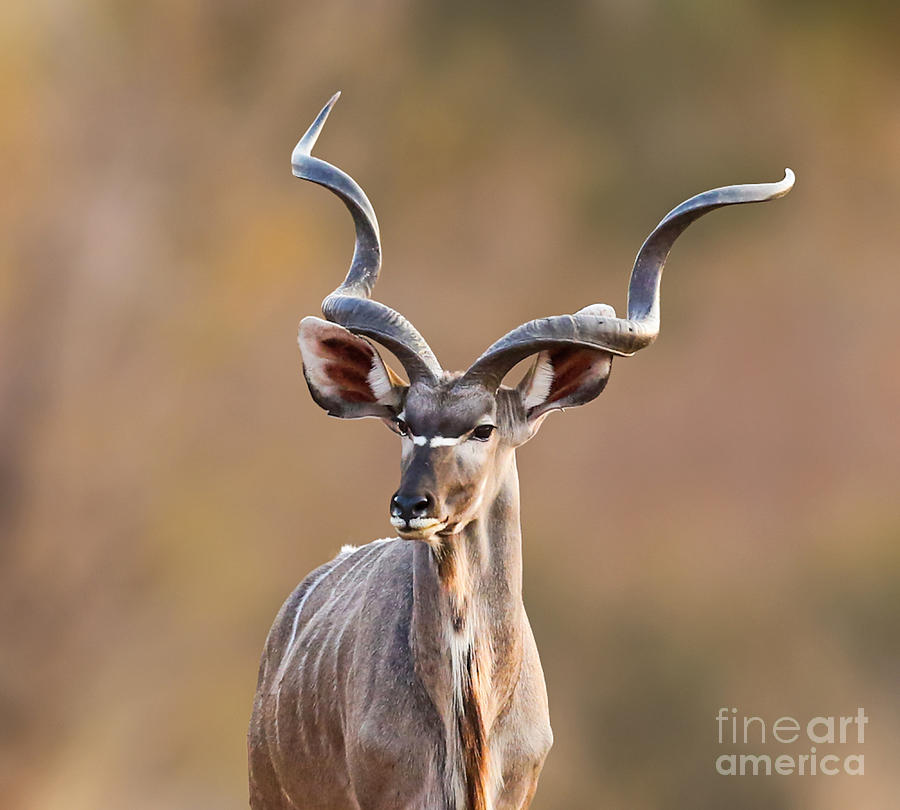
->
[434,544,492,810]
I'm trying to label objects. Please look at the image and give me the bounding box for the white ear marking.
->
[524,354,555,409]
[367,357,395,404]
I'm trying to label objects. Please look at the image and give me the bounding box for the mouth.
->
[390,515,448,540]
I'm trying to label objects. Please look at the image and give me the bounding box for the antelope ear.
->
[298,316,406,419]
[517,345,613,426]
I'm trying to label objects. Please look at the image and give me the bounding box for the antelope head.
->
[294,93,794,543]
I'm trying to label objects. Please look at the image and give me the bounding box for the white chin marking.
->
[408,517,443,530]
[392,516,447,538]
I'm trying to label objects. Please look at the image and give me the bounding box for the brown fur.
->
[458,645,489,810]
[323,362,376,402]
[436,542,490,810]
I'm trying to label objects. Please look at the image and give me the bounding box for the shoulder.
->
[271,539,407,638]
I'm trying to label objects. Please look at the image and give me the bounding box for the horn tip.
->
[776,167,795,195]
[292,91,342,164]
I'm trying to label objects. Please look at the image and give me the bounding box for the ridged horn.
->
[463,170,795,388]
[292,93,442,383]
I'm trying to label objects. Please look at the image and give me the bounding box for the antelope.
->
[247,92,794,810]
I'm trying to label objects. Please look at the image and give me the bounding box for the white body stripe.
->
[273,539,397,692]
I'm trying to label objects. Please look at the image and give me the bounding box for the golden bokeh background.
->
[1,2,898,808]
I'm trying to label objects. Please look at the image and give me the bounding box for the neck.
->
[410,455,524,809]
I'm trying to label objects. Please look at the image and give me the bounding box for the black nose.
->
[390,492,434,522]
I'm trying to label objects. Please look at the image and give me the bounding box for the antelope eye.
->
[395,419,410,437]
[470,424,496,442]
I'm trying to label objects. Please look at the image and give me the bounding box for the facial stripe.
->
[429,435,462,447]
[408,432,464,447]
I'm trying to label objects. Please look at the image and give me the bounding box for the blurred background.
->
[1,1,898,808]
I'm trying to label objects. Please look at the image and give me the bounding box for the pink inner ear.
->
[316,335,378,403]
[545,348,600,404]
[323,363,376,403]
[320,336,373,366]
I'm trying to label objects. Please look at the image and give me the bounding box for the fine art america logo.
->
[716,708,867,776]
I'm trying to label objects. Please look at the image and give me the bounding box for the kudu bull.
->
[248,92,794,810]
